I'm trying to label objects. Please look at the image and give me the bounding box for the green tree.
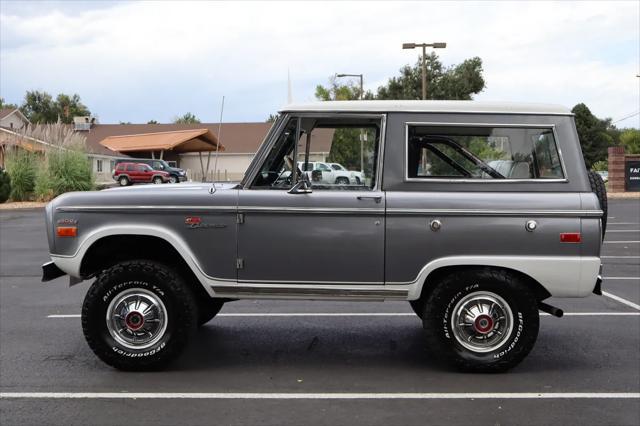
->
[266,114,279,123]
[620,128,640,154]
[55,93,90,124]
[20,91,57,123]
[315,76,374,101]
[173,112,201,124]
[19,91,91,124]
[376,53,485,100]
[571,103,614,168]
[147,120,159,124]
[0,97,18,110]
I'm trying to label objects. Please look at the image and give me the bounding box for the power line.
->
[612,111,640,124]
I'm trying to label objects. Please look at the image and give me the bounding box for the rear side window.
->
[406,125,564,180]
[125,164,134,172]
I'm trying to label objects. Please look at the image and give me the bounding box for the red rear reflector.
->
[56,226,77,237]
[560,232,581,243]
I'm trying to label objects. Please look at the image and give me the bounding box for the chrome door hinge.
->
[236,213,245,224]
[236,258,244,269]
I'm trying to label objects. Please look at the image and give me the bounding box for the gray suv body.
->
[42,101,605,372]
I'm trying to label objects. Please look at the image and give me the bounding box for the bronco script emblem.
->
[184,216,226,229]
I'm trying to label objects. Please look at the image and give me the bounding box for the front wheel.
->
[153,176,163,184]
[422,268,539,373]
[169,176,178,184]
[81,261,198,371]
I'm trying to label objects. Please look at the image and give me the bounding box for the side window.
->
[252,116,381,190]
[125,164,134,172]
[297,118,380,190]
[407,125,564,180]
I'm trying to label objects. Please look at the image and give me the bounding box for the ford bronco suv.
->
[42,101,607,372]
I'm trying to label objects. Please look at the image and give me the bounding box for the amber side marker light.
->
[56,226,77,237]
[560,232,581,243]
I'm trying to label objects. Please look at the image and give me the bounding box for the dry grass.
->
[0,201,48,210]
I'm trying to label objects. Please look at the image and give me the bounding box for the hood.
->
[48,181,241,211]
[103,181,240,193]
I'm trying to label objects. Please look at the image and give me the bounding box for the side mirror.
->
[288,173,312,194]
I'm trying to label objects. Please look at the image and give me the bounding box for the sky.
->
[1,0,639,127]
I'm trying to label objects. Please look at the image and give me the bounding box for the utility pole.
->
[402,42,447,99]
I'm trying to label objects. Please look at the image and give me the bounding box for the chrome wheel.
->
[451,291,513,353]
[106,288,168,350]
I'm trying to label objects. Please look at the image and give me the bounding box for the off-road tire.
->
[118,176,129,186]
[197,298,225,326]
[81,260,197,371]
[587,170,607,237]
[422,268,539,373]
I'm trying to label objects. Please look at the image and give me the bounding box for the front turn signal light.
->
[56,226,77,237]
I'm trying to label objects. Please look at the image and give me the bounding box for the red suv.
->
[113,162,171,186]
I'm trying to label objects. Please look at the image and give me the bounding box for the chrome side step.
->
[210,285,409,301]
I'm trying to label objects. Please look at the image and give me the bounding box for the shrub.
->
[42,149,94,198]
[34,162,53,201]
[5,150,37,201]
[591,160,608,172]
[0,167,11,203]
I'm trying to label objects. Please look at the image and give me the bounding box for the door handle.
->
[357,195,382,203]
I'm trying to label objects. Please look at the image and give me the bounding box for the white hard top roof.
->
[279,100,571,115]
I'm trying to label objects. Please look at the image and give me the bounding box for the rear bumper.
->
[593,275,603,295]
[42,261,66,282]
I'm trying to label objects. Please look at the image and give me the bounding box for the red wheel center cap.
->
[125,312,144,331]
[474,314,494,334]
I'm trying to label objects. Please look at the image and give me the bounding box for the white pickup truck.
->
[299,161,365,185]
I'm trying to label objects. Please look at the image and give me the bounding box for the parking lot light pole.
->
[402,42,447,100]
[336,73,365,173]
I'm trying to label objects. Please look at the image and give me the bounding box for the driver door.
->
[237,115,385,286]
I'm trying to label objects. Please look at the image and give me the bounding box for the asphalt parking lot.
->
[1,200,639,426]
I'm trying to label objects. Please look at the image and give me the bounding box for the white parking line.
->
[603,277,640,280]
[604,241,640,244]
[602,291,640,311]
[1,392,638,400]
[46,312,640,319]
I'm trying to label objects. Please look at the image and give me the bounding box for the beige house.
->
[85,122,332,182]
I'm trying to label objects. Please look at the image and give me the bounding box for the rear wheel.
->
[335,177,349,185]
[81,260,197,371]
[422,268,539,372]
[118,176,130,186]
[587,170,608,237]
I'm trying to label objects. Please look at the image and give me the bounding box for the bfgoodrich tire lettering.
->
[422,268,539,373]
[81,260,197,371]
